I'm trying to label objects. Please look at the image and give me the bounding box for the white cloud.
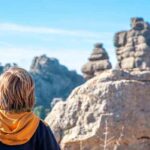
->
[0,23,111,38]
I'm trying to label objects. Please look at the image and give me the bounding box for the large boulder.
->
[30,55,85,108]
[45,69,150,150]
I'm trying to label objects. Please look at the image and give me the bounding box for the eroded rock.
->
[82,43,112,80]
[45,69,150,150]
[114,17,150,70]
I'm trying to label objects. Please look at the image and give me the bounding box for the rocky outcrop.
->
[114,17,150,70]
[30,55,85,108]
[82,43,112,79]
[0,63,18,74]
[45,69,150,150]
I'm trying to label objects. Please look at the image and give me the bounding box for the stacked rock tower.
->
[114,17,150,70]
[82,43,112,79]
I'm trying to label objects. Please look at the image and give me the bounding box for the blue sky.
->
[0,0,150,73]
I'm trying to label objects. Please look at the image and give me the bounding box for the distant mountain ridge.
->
[0,55,85,118]
[30,55,85,108]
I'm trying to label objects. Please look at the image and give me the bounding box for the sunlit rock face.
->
[82,43,112,80]
[30,54,85,107]
[45,69,150,150]
[114,17,150,70]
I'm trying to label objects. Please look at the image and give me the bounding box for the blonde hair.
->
[0,67,35,112]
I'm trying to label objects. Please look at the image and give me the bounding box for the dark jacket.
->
[0,120,61,150]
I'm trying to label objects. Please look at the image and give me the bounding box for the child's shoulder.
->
[36,119,56,141]
[40,119,49,126]
[37,119,51,133]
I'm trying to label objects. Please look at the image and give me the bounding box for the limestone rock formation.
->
[114,17,150,70]
[45,69,150,150]
[30,55,85,108]
[82,43,112,79]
